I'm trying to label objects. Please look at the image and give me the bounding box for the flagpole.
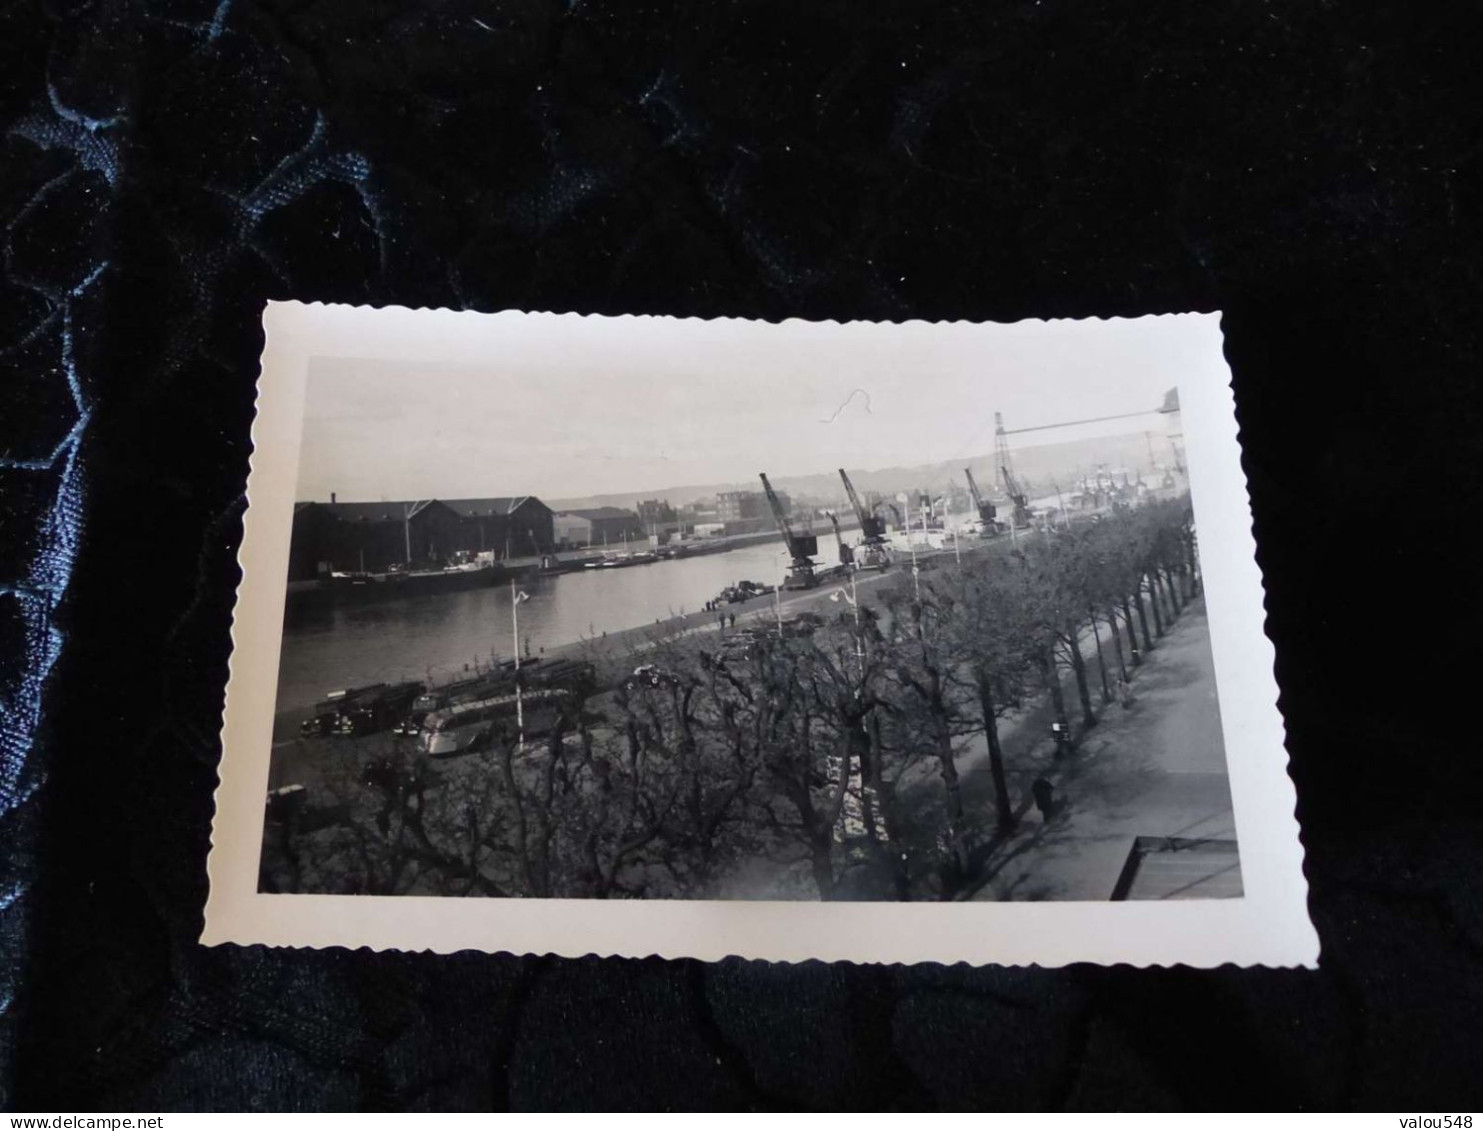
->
[850,567,862,680]
[510,579,524,744]
[775,559,784,636]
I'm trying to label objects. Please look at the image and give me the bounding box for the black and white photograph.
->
[243,308,1251,904]
[205,304,1310,964]
[13,3,1477,1109]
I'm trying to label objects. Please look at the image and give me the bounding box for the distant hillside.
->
[546,430,1178,512]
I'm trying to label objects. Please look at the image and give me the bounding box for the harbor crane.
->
[991,396,1176,512]
[1001,464,1033,530]
[993,411,1034,529]
[759,472,819,589]
[825,511,854,567]
[838,468,891,569]
[963,467,1001,535]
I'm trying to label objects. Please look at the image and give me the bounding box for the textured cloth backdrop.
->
[3,0,1482,1110]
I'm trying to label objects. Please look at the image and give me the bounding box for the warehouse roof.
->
[295,500,441,523]
[294,498,550,520]
[438,496,549,518]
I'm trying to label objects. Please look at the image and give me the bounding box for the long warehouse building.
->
[287,495,556,580]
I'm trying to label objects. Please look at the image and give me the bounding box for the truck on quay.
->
[300,684,393,737]
[715,579,769,605]
[333,680,426,736]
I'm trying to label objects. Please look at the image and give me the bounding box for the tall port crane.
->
[838,468,891,569]
[992,396,1174,511]
[825,511,854,567]
[1001,464,1033,529]
[993,412,1034,529]
[963,467,1000,534]
[759,472,819,589]
[993,412,1014,493]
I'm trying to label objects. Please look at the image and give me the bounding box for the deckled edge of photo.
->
[201,301,1318,968]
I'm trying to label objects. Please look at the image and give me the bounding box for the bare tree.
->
[881,583,978,892]
[269,493,1207,904]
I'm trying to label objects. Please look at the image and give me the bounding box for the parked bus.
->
[393,659,596,736]
[393,672,511,736]
[420,686,577,757]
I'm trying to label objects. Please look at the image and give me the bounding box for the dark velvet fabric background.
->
[3,0,1483,1111]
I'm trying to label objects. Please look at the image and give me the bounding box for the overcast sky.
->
[295,314,1223,503]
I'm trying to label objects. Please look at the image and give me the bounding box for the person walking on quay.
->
[729,612,736,629]
[1032,776,1057,822]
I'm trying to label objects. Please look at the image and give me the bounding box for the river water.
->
[276,538,862,712]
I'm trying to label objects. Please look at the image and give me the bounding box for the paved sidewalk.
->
[970,596,1241,901]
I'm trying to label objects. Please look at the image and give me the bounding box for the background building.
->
[439,497,555,560]
[636,498,677,527]
[552,511,593,549]
[636,498,683,543]
[716,490,763,523]
[681,499,721,528]
[716,488,787,535]
[287,495,554,580]
[288,499,467,579]
[552,506,646,548]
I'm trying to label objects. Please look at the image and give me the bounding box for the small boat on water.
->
[585,551,658,569]
[326,553,504,598]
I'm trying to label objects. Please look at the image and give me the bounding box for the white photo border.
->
[202,302,1317,967]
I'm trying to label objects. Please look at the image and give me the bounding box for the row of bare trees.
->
[262,497,1200,902]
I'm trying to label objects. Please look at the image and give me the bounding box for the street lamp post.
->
[906,528,921,602]
[831,566,864,683]
[774,557,784,636]
[830,565,873,848]
[510,580,527,746]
